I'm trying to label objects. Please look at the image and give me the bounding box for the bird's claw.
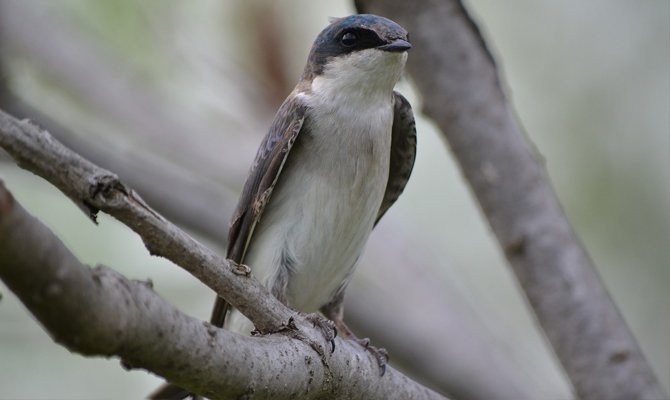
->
[354,337,388,375]
[305,313,337,353]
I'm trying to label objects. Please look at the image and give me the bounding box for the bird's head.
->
[302,14,411,96]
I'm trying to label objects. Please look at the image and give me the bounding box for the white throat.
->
[310,49,407,106]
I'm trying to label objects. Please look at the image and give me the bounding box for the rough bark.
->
[355,1,666,399]
[0,180,445,400]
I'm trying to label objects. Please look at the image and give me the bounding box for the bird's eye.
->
[340,32,358,47]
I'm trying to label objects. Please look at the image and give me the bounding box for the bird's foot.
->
[321,311,389,375]
[351,337,389,375]
[304,313,337,353]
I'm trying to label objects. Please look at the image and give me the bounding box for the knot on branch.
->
[230,260,252,276]
[81,173,125,222]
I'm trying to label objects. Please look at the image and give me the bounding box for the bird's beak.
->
[377,38,412,52]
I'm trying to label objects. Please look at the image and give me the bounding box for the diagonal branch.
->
[355,1,667,399]
[0,107,288,333]
[0,181,445,400]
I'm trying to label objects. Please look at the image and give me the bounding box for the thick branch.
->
[355,1,666,399]
[0,182,445,400]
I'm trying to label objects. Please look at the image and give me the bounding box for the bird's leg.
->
[320,292,389,375]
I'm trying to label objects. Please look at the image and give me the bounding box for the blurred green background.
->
[0,1,667,398]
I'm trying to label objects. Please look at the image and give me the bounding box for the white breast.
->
[250,90,393,306]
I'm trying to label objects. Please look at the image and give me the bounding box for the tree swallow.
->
[152,13,416,399]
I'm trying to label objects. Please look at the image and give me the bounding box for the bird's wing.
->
[375,91,417,225]
[210,94,308,327]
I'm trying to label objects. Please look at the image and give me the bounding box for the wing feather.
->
[375,91,417,224]
[211,94,307,327]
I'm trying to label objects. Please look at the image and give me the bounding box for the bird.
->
[150,14,416,399]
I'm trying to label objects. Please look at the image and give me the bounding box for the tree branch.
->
[0,106,291,333]
[0,181,445,399]
[355,1,667,399]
